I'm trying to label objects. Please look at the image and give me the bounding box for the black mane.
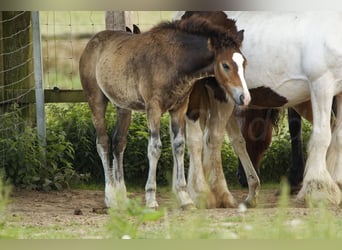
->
[151,15,241,50]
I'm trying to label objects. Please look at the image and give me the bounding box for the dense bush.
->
[45,103,176,187]
[1,103,312,190]
[0,107,80,190]
[259,115,311,183]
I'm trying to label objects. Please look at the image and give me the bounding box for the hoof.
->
[297,179,341,206]
[181,202,197,210]
[146,200,159,210]
[216,192,237,208]
[243,198,257,208]
[191,191,216,209]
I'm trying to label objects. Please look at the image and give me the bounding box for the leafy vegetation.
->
[0,106,83,191]
[0,103,312,190]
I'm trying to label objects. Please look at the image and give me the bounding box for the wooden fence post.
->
[105,11,133,31]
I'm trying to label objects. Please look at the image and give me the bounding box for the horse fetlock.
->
[145,189,159,209]
[187,178,216,208]
[218,192,237,208]
[247,174,260,190]
[243,195,257,208]
[298,179,341,206]
[176,190,195,208]
[104,183,128,208]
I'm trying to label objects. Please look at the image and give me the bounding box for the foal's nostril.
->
[239,94,245,104]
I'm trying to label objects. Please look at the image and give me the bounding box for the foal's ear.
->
[126,26,132,33]
[133,24,141,34]
[235,30,244,46]
[207,37,215,51]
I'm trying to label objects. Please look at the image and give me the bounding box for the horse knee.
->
[173,136,185,155]
[204,130,224,149]
[148,137,162,158]
[112,136,128,155]
[309,130,331,150]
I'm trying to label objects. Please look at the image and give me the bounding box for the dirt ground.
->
[4,187,342,238]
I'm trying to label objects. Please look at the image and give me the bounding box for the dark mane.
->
[151,15,241,50]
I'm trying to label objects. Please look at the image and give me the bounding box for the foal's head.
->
[180,12,251,106]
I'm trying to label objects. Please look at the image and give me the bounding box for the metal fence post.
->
[31,11,46,156]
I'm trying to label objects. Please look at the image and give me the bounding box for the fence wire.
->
[0,11,35,170]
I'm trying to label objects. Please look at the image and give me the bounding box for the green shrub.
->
[46,104,175,187]
[1,103,313,190]
[0,107,80,190]
[46,103,103,182]
[259,116,311,183]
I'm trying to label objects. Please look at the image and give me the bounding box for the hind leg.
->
[83,89,116,207]
[170,104,195,209]
[327,94,342,190]
[111,107,132,206]
[145,103,163,209]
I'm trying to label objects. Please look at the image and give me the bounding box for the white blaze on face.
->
[232,52,251,105]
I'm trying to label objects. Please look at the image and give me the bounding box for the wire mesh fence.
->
[0,11,175,175]
[40,11,174,90]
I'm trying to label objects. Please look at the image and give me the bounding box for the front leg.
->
[297,72,341,205]
[186,116,216,208]
[202,96,237,208]
[226,115,260,208]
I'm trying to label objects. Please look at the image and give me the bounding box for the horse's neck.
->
[175,32,215,79]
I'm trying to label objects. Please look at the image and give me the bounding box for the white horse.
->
[176,11,342,206]
[227,11,342,205]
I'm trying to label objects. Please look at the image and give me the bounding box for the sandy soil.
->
[4,188,342,238]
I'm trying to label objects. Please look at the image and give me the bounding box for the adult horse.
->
[79,15,250,209]
[225,11,342,205]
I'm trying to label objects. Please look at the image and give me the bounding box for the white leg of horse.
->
[97,140,116,208]
[226,115,260,207]
[144,106,163,209]
[298,72,341,205]
[145,133,162,209]
[186,117,216,208]
[202,97,236,208]
[170,110,195,209]
[327,94,342,190]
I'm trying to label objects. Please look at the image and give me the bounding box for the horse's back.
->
[80,30,131,80]
[226,11,342,104]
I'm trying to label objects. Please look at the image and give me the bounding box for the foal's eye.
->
[222,63,230,71]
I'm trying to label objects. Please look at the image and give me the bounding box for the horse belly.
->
[97,70,145,110]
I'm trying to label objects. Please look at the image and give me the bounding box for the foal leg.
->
[186,116,216,208]
[170,105,195,209]
[145,105,162,209]
[202,98,236,208]
[327,94,342,189]
[298,73,341,205]
[85,93,115,207]
[111,107,132,206]
[226,115,260,208]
